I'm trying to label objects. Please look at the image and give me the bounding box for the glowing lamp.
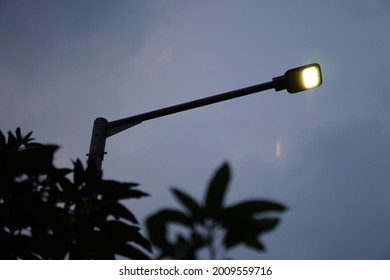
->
[273,63,322,93]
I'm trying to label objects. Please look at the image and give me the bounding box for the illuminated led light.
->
[302,66,321,89]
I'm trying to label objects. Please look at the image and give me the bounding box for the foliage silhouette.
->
[146,163,287,259]
[0,128,150,259]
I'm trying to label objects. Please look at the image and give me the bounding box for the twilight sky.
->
[1,0,390,259]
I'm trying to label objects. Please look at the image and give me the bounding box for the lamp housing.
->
[273,63,322,93]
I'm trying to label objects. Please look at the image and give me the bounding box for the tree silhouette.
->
[147,163,287,259]
[1,128,287,260]
[0,128,150,259]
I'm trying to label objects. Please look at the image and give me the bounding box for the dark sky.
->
[1,0,390,259]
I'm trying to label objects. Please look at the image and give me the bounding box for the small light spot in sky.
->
[275,138,282,157]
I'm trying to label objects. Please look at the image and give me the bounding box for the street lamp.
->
[273,63,322,93]
[87,63,322,171]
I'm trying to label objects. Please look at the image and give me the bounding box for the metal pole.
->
[88,80,276,171]
[87,117,108,171]
[108,81,275,130]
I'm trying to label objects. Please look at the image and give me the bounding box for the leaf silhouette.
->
[73,159,85,187]
[204,162,230,219]
[147,209,193,250]
[223,217,280,250]
[100,220,151,251]
[7,130,17,147]
[98,202,139,224]
[23,131,34,144]
[224,200,286,220]
[15,127,22,142]
[0,131,5,145]
[171,188,203,222]
[244,238,265,251]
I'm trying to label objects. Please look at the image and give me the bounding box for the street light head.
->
[273,63,322,93]
[286,63,322,93]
